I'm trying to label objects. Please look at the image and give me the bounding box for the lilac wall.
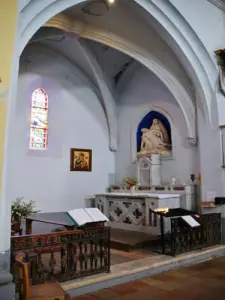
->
[116,67,199,185]
[10,71,115,213]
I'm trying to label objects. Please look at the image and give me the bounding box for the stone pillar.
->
[196,91,224,200]
[196,90,225,240]
[0,1,18,299]
[150,153,162,186]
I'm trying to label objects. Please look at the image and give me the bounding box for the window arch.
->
[29,88,48,150]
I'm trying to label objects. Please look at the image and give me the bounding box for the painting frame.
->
[70,148,92,172]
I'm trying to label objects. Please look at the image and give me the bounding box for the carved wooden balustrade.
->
[11,226,110,285]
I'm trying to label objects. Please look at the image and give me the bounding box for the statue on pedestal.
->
[137,119,171,157]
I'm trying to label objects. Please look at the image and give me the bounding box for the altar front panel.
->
[95,193,181,235]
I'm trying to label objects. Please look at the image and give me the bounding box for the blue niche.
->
[137,110,172,153]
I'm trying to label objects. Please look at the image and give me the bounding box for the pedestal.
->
[151,153,162,186]
[185,184,196,211]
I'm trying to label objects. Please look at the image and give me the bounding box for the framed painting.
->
[70,148,92,172]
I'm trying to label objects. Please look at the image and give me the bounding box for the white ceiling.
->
[25,0,192,98]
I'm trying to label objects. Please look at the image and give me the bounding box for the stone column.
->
[196,90,225,240]
[150,153,162,186]
[196,91,224,200]
[0,1,18,299]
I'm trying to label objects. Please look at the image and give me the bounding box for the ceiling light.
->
[108,0,115,4]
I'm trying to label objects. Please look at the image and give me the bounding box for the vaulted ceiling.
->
[26,0,192,96]
[28,28,135,89]
[21,0,203,143]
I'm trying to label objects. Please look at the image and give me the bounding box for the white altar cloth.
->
[95,193,180,199]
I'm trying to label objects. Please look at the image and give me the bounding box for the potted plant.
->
[11,197,40,232]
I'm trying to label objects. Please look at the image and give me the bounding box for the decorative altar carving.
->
[137,118,171,157]
[95,193,181,235]
[109,198,146,226]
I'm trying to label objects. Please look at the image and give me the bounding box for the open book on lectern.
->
[67,208,109,227]
[181,215,201,228]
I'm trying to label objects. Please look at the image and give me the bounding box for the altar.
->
[95,192,180,235]
[93,116,198,237]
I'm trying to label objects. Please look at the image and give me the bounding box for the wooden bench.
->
[15,254,71,300]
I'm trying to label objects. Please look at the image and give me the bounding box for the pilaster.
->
[0,1,18,299]
[196,90,224,200]
[150,153,162,186]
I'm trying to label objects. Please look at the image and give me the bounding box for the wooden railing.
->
[11,225,110,285]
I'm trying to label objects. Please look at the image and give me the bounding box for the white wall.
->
[116,67,199,184]
[169,0,225,64]
[9,71,115,213]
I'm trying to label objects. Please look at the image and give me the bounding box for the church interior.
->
[2,0,225,299]
[14,0,201,212]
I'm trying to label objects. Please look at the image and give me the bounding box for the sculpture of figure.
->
[140,119,171,155]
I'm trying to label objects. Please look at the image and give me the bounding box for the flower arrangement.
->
[11,197,40,222]
[123,176,138,189]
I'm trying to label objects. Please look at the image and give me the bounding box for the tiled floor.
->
[72,255,225,300]
[110,248,154,265]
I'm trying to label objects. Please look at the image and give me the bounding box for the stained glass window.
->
[29,88,48,150]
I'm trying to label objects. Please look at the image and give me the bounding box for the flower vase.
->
[130,185,136,194]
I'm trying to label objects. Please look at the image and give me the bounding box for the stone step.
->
[110,228,159,252]
[61,245,225,298]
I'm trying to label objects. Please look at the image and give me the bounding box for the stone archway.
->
[13,0,224,202]
[46,15,196,140]
[18,0,217,126]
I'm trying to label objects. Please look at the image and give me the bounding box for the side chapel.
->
[1,0,225,298]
